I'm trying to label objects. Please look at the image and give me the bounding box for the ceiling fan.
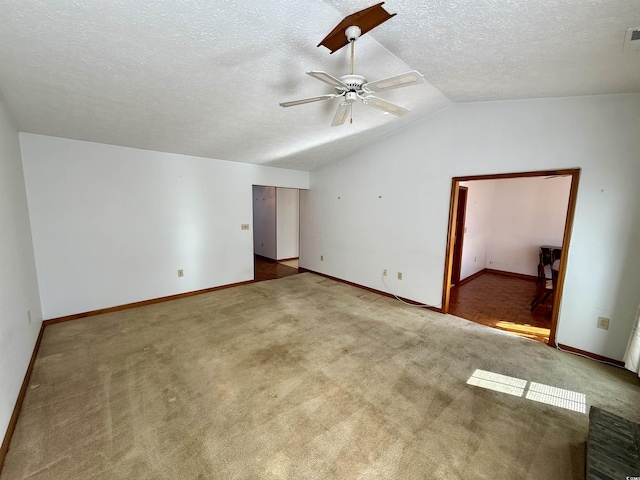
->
[279,2,425,127]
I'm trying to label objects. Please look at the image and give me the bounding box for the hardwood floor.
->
[254,255,300,282]
[448,272,552,343]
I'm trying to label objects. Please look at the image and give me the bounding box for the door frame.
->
[440,168,581,347]
[451,186,468,286]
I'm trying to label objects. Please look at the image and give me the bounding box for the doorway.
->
[252,186,302,282]
[441,169,580,346]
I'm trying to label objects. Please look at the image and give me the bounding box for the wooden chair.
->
[531,261,554,312]
[531,247,561,313]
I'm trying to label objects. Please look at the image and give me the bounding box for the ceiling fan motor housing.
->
[337,74,367,95]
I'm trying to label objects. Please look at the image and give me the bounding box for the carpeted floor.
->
[2,273,639,479]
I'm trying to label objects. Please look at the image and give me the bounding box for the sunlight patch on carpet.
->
[466,369,527,397]
[525,382,587,413]
[467,369,586,414]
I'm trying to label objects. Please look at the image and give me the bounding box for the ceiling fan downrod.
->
[345,26,361,76]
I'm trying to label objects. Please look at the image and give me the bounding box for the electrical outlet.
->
[397,272,403,280]
[321,255,324,261]
[383,269,387,276]
[241,224,249,230]
[178,269,184,277]
[597,316,610,330]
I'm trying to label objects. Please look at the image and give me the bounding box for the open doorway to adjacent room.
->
[252,186,302,282]
[442,169,580,345]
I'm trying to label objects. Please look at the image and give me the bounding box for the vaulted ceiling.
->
[1,1,638,170]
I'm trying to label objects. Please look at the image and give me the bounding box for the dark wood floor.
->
[254,255,300,282]
[449,272,552,343]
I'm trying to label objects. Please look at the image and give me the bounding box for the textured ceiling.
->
[0,1,638,171]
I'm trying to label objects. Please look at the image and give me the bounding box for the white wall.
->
[0,102,42,440]
[459,180,495,280]
[486,176,571,276]
[20,134,308,319]
[276,188,299,260]
[460,176,571,279]
[253,185,277,259]
[300,94,640,361]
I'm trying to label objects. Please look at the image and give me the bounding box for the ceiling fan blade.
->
[363,71,425,92]
[363,96,409,116]
[331,102,351,127]
[306,71,349,89]
[279,94,339,108]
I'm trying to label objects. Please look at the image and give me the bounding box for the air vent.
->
[623,27,640,53]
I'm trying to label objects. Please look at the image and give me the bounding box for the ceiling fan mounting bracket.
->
[345,26,361,42]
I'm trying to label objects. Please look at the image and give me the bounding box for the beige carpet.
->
[2,273,639,479]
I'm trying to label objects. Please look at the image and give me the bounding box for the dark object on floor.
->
[586,406,640,479]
